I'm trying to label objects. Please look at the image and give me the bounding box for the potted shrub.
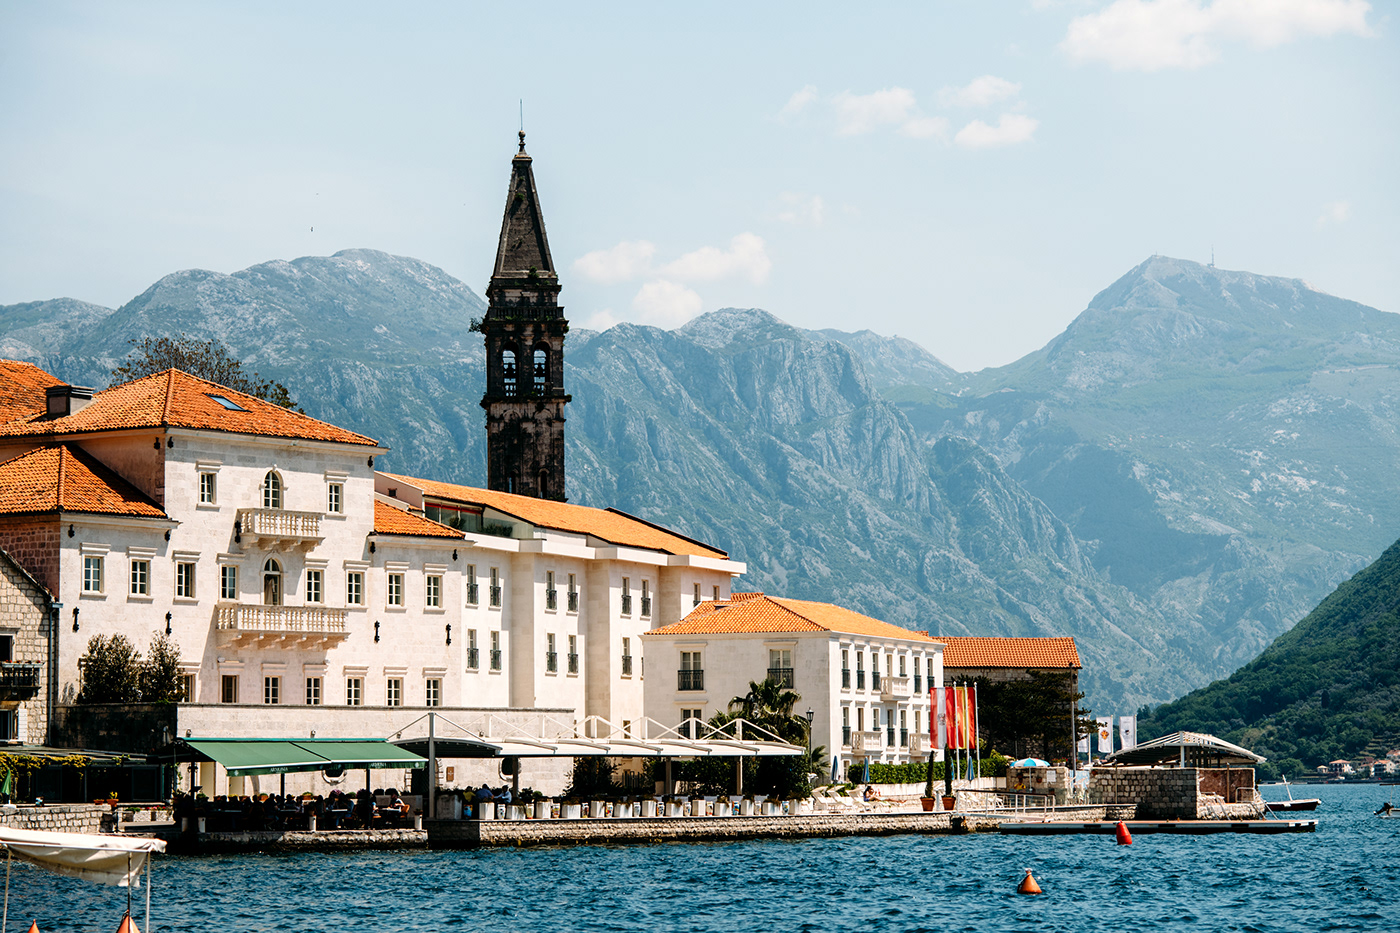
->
[921,757,939,812]
[739,795,756,816]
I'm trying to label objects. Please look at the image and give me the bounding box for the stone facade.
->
[1088,766,1263,819]
[0,803,105,833]
[0,547,52,744]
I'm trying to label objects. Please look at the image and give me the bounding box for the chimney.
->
[45,384,95,418]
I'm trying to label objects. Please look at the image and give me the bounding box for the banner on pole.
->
[1077,734,1089,754]
[935,685,947,748]
[1119,715,1137,751]
[1096,716,1114,755]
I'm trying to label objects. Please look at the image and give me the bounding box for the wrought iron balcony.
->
[621,654,633,676]
[546,588,558,610]
[546,651,558,673]
[842,726,851,747]
[900,728,909,747]
[887,727,896,747]
[767,667,794,688]
[640,596,651,618]
[567,591,579,612]
[856,670,865,689]
[621,594,632,615]
[677,669,704,691]
[489,585,502,608]
[914,675,923,695]
[871,671,881,692]
[841,668,851,689]
[568,653,579,674]
[235,508,323,550]
[467,647,479,669]
[215,603,348,646]
[0,663,41,701]
[880,674,911,701]
[851,730,882,754]
[490,649,502,670]
[466,583,479,605]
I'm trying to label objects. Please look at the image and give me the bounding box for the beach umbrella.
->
[861,759,870,783]
[1011,758,1050,767]
[831,756,840,783]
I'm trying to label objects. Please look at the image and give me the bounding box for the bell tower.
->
[480,132,570,501]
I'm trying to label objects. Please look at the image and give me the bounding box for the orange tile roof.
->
[0,360,64,423]
[372,500,463,539]
[0,445,167,519]
[939,636,1081,670]
[0,368,378,447]
[645,593,940,642]
[381,472,728,559]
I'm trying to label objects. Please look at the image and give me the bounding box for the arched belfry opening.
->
[480,132,570,502]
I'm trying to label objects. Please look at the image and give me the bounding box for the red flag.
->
[945,686,961,748]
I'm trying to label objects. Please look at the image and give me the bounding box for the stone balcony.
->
[0,662,41,701]
[235,508,324,551]
[880,674,912,701]
[851,730,883,755]
[909,733,931,756]
[215,603,349,646]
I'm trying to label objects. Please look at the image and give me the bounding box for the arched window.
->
[263,471,283,509]
[533,346,548,393]
[262,558,283,606]
[537,470,549,498]
[502,348,518,397]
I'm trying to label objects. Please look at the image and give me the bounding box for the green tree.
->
[140,633,185,702]
[111,334,299,409]
[974,673,1088,763]
[727,678,805,744]
[77,635,141,703]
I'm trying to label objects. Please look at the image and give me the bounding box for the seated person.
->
[476,784,495,803]
[497,786,513,806]
[862,785,879,802]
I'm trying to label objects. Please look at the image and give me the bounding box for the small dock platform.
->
[999,818,1316,836]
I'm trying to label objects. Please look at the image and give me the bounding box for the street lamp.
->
[805,708,815,756]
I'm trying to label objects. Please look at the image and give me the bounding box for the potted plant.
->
[921,756,938,812]
[942,752,956,812]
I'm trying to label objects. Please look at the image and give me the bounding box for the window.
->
[502,347,518,396]
[425,678,441,707]
[262,558,282,606]
[899,654,906,677]
[914,710,921,738]
[841,649,850,689]
[467,629,479,669]
[843,706,851,746]
[387,573,404,607]
[129,559,150,596]
[346,677,362,706]
[220,565,238,600]
[568,634,578,674]
[386,678,402,707]
[425,574,442,608]
[622,637,632,676]
[621,577,631,615]
[306,677,322,706]
[678,650,703,691]
[857,707,864,731]
[347,571,364,606]
[680,708,702,739]
[466,565,479,605]
[768,648,793,688]
[180,673,195,702]
[262,471,283,509]
[693,583,700,607]
[199,472,217,504]
[490,631,502,670]
[83,556,103,593]
[489,568,501,607]
[567,573,578,612]
[175,562,196,599]
[327,483,343,514]
[220,674,238,704]
[547,633,557,673]
[264,676,280,705]
[546,571,557,610]
[207,394,247,411]
[306,569,323,604]
[640,580,651,618]
[713,585,719,602]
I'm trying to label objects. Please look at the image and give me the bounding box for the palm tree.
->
[728,678,804,744]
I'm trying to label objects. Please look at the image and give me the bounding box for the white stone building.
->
[642,592,943,779]
[0,361,743,762]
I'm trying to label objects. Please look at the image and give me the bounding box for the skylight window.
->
[206,394,247,411]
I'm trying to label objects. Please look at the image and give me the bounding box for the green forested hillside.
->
[1139,537,1400,775]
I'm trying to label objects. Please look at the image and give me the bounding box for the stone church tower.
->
[480,132,570,501]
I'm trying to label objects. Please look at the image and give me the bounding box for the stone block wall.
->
[0,804,105,834]
[0,520,59,596]
[0,546,52,745]
[1090,766,1199,818]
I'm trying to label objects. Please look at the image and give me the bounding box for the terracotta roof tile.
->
[0,360,64,423]
[645,593,941,643]
[372,500,463,539]
[0,368,378,447]
[0,444,167,519]
[939,636,1081,670]
[381,472,727,559]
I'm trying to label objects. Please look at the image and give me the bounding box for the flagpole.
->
[973,680,980,786]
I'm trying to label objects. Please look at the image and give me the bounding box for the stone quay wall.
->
[1089,766,1262,819]
[167,828,427,854]
[0,804,105,834]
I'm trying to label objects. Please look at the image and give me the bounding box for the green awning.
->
[180,738,426,776]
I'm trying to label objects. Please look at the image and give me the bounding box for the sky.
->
[1,1,1394,372]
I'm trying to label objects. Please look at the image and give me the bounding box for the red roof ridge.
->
[55,445,67,510]
[602,506,726,558]
[161,369,178,424]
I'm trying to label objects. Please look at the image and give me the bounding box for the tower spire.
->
[480,134,570,502]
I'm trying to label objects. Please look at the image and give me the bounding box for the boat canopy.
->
[0,827,164,887]
[176,738,427,776]
[1101,730,1265,767]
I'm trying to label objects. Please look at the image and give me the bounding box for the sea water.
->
[6,784,1398,932]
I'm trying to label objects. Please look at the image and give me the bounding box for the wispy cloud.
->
[631,280,703,328]
[1316,200,1351,227]
[832,87,924,136]
[572,240,656,285]
[939,75,1022,108]
[780,85,819,119]
[954,114,1040,149]
[662,233,771,284]
[1062,0,1374,71]
[777,193,826,226]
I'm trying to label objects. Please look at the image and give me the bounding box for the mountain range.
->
[5,249,1397,714]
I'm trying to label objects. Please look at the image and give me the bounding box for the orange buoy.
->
[27,922,39,933]
[114,913,139,933]
[1115,820,1133,845]
[1017,868,1042,895]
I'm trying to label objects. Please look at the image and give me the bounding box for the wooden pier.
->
[999,818,1316,835]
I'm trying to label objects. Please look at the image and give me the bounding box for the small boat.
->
[1265,776,1320,813]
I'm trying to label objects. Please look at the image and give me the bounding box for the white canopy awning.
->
[393,736,802,759]
[0,827,165,887]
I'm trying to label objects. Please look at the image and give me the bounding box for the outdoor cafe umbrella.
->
[1011,758,1051,767]
[830,756,839,783]
[861,759,870,783]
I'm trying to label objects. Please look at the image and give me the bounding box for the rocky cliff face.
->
[5,251,1395,712]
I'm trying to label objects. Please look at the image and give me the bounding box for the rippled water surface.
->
[6,785,1398,932]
